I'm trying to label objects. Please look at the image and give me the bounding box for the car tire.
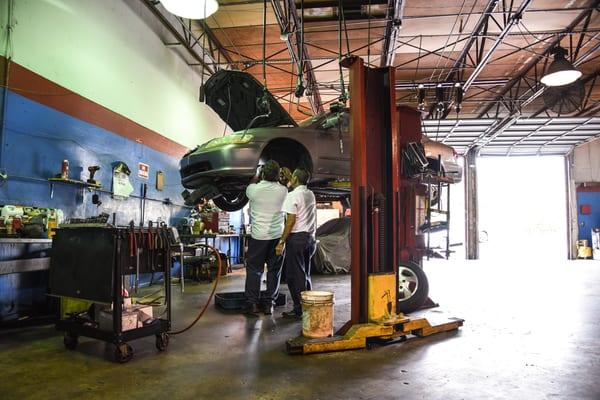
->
[397,261,429,314]
[213,192,249,212]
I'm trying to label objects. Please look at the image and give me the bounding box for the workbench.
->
[0,238,55,327]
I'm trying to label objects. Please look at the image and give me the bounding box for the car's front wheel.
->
[397,261,429,314]
[213,191,248,212]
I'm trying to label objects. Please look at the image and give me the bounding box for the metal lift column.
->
[286,57,463,355]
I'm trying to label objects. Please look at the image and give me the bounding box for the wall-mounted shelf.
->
[48,177,101,189]
[47,178,101,198]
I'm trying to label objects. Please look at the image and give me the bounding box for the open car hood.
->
[201,70,297,132]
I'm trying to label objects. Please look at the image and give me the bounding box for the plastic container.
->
[61,159,69,179]
[301,291,334,338]
[1,205,24,220]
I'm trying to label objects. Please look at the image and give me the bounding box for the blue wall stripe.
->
[0,90,189,225]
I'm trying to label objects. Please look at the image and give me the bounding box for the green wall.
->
[0,0,227,148]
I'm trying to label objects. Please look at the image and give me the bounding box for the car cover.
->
[201,70,297,132]
[313,217,351,274]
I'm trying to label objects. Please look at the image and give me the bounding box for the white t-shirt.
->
[246,180,288,240]
[282,185,316,236]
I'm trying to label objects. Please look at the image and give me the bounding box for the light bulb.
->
[161,0,219,19]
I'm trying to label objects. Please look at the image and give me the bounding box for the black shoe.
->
[263,304,274,315]
[245,303,261,316]
[282,310,302,319]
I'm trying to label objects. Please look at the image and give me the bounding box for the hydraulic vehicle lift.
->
[287,57,463,355]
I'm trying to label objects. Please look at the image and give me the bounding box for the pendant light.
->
[161,0,219,19]
[540,47,582,87]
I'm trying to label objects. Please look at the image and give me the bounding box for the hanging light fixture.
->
[540,46,582,87]
[436,83,445,112]
[417,84,426,111]
[161,0,219,20]
[454,82,463,113]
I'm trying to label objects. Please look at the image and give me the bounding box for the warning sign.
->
[138,162,149,179]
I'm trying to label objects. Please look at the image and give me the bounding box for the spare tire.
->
[397,261,429,314]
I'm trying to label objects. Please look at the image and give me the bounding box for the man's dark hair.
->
[262,160,281,182]
[293,168,310,185]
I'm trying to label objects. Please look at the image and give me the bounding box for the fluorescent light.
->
[161,0,219,19]
[540,47,582,87]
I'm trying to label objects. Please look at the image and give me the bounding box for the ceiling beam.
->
[271,0,324,114]
[476,2,600,119]
[294,0,387,8]
[139,0,219,75]
[467,2,600,151]
[443,0,499,84]
[437,0,499,118]
[428,0,533,119]
[463,0,533,93]
[438,0,533,119]
[380,0,404,67]
[196,20,234,66]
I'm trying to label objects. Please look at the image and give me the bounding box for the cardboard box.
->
[98,309,138,331]
[97,305,154,331]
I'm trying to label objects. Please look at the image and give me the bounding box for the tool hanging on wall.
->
[140,183,148,226]
[87,165,100,185]
[156,170,164,191]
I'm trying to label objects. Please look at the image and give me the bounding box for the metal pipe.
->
[464,147,479,260]
[380,0,405,67]
[396,79,508,90]
[463,0,533,92]
[139,0,215,74]
[445,0,499,82]
[565,152,577,260]
[271,0,324,114]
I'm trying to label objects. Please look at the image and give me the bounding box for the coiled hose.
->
[169,244,222,335]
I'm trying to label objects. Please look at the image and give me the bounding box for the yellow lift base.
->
[286,314,464,355]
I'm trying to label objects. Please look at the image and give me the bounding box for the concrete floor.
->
[1,260,599,400]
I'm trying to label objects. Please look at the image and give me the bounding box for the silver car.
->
[180,70,461,211]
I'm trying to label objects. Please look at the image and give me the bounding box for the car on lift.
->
[180,70,462,211]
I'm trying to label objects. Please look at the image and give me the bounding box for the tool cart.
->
[49,224,178,363]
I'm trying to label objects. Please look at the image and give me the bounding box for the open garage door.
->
[478,157,567,260]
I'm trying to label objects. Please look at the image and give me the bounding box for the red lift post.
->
[287,57,463,355]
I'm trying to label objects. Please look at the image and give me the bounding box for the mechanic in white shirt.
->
[244,160,288,315]
[275,168,317,319]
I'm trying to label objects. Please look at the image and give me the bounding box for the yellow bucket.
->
[301,291,334,338]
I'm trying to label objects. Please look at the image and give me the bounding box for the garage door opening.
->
[478,156,567,260]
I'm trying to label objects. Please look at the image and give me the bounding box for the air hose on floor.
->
[169,244,222,335]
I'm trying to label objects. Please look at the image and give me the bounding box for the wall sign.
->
[138,162,149,179]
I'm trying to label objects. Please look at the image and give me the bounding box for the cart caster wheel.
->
[63,333,78,350]
[155,333,169,352]
[114,343,134,363]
